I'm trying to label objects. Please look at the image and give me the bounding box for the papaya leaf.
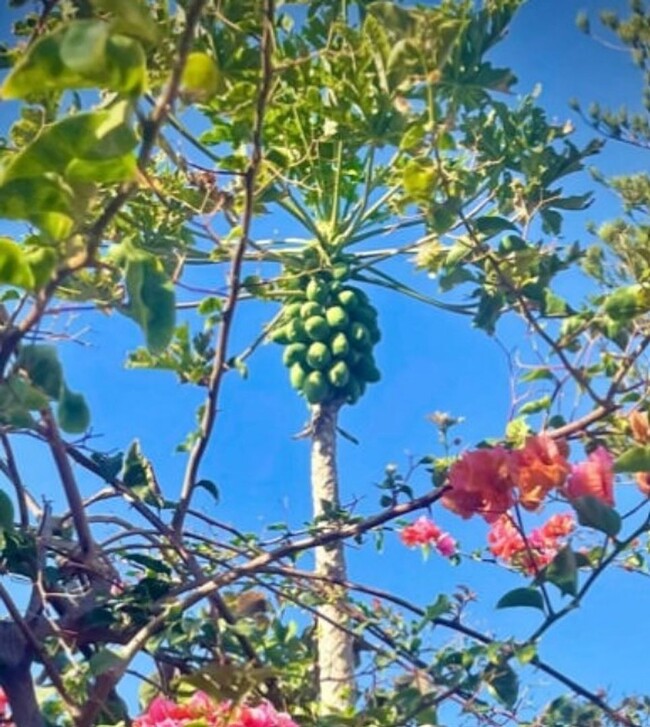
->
[572,495,621,538]
[496,587,545,612]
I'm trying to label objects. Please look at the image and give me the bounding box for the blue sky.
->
[1,0,649,719]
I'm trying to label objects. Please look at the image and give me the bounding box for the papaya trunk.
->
[310,401,355,713]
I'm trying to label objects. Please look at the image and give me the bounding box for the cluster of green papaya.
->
[269,272,381,405]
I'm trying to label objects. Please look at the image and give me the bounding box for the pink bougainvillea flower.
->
[565,446,615,507]
[435,532,457,558]
[134,694,298,727]
[231,701,299,727]
[134,691,232,727]
[510,435,571,511]
[488,512,575,575]
[443,447,514,522]
[399,517,456,558]
[400,516,441,546]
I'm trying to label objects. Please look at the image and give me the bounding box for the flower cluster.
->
[442,435,615,522]
[0,689,13,727]
[134,693,299,727]
[488,512,576,574]
[400,516,457,557]
[629,410,650,497]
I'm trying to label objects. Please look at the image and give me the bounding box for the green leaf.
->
[2,103,138,185]
[124,256,176,353]
[484,661,519,708]
[544,546,578,597]
[0,177,75,240]
[90,451,124,482]
[496,587,545,612]
[181,52,221,100]
[0,491,15,532]
[474,216,518,239]
[0,238,35,289]
[57,386,91,434]
[59,19,110,77]
[1,23,146,98]
[88,648,122,676]
[519,395,552,416]
[17,345,63,399]
[572,495,621,538]
[614,445,650,473]
[125,553,171,575]
[519,367,554,383]
[196,479,220,504]
[92,0,159,45]
[122,440,162,506]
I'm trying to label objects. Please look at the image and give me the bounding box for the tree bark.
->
[0,622,44,727]
[310,401,355,714]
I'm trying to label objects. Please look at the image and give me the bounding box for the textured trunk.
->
[310,401,355,713]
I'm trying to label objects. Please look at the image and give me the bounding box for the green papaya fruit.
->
[331,331,350,358]
[283,343,307,367]
[300,301,323,319]
[306,278,329,304]
[325,306,349,331]
[350,321,372,350]
[304,315,330,342]
[306,341,331,369]
[269,324,290,344]
[355,355,381,383]
[353,303,378,326]
[328,360,350,388]
[286,319,307,343]
[289,362,307,390]
[284,302,303,320]
[303,371,329,403]
[344,376,364,405]
[332,262,350,280]
[337,288,358,310]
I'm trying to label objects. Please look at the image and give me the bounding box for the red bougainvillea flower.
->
[0,689,13,727]
[134,694,299,727]
[134,691,232,727]
[488,512,575,575]
[400,516,441,546]
[231,701,299,727]
[400,517,457,557]
[443,447,514,522]
[510,435,571,511]
[565,447,615,507]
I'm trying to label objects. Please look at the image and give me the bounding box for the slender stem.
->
[171,0,276,535]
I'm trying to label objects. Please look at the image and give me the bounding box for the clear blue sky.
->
[1,0,648,718]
